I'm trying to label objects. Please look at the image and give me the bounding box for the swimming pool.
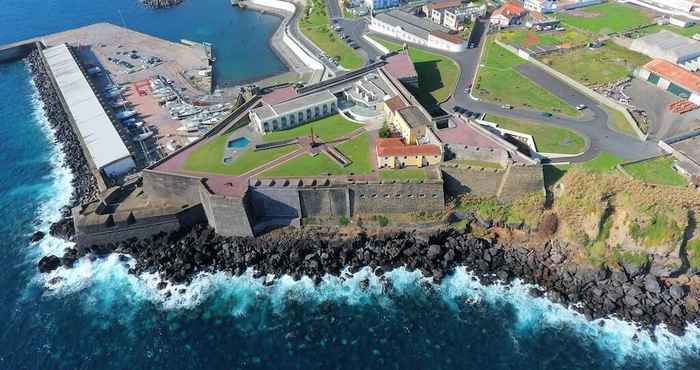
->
[227,137,250,149]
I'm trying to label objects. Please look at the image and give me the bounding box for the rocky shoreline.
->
[40,224,700,336]
[26,50,98,240]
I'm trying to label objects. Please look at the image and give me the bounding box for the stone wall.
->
[200,185,255,237]
[249,187,301,220]
[142,170,203,206]
[349,181,445,214]
[496,165,545,202]
[441,166,505,198]
[0,42,38,63]
[74,204,205,247]
[444,144,510,166]
[299,188,349,217]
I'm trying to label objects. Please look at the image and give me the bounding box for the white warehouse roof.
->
[42,44,132,171]
[630,30,700,63]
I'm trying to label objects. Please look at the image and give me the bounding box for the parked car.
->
[452,106,465,113]
[576,104,587,110]
[542,112,553,117]
[501,104,513,110]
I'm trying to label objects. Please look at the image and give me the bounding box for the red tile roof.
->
[383,53,418,80]
[385,95,408,112]
[376,138,442,157]
[644,58,700,94]
[262,86,298,105]
[430,0,462,11]
[492,2,527,19]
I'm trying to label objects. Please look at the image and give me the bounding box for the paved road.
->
[353,18,660,162]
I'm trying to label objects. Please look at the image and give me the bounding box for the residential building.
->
[620,0,700,19]
[630,30,700,69]
[525,11,560,30]
[369,10,468,52]
[364,0,399,10]
[249,90,338,134]
[376,138,443,168]
[392,106,430,144]
[443,3,487,31]
[489,2,528,27]
[427,0,462,25]
[635,58,700,104]
[524,0,556,13]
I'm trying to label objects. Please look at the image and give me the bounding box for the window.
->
[384,194,390,198]
[371,194,378,198]
[281,117,287,125]
[419,194,426,198]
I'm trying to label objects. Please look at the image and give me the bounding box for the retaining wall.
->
[0,42,38,63]
[200,185,255,237]
[349,181,445,214]
[441,166,505,198]
[299,187,349,217]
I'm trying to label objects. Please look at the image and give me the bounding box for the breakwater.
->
[142,0,183,8]
[39,224,700,336]
[26,50,98,239]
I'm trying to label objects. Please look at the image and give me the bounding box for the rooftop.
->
[251,89,337,121]
[375,10,452,40]
[383,53,418,81]
[492,2,527,19]
[42,44,132,170]
[397,106,431,128]
[429,0,462,11]
[262,86,299,105]
[643,58,700,94]
[376,138,442,157]
[385,95,409,112]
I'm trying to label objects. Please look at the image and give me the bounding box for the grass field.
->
[300,0,363,70]
[558,3,653,34]
[379,168,428,181]
[603,105,637,137]
[475,39,578,117]
[183,135,298,176]
[485,115,586,154]
[261,133,371,177]
[539,43,650,86]
[498,30,589,49]
[263,114,362,143]
[579,152,624,173]
[622,156,687,187]
[375,38,459,106]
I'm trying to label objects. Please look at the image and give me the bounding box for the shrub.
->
[378,124,391,138]
[373,215,389,227]
[539,213,559,236]
[339,216,349,226]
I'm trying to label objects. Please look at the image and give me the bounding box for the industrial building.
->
[635,58,700,104]
[369,10,468,52]
[629,30,700,69]
[42,44,135,178]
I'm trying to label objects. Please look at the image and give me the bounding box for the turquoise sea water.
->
[3,2,700,369]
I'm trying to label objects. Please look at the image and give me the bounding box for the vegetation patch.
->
[183,135,298,175]
[687,239,700,269]
[578,152,624,173]
[454,193,544,229]
[622,156,687,187]
[603,105,637,137]
[300,0,363,69]
[539,42,650,86]
[374,38,459,106]
[485,114,586,154]
[558,3,652,34]
[475,39,578,116]
[263,114,362,143]
[379,168,428,181]
[498,30,589,49]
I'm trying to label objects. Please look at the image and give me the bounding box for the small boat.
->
[116,110,137,120]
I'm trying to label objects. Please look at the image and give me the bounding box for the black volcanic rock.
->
[38,255,61,273]
[30,231,45,243]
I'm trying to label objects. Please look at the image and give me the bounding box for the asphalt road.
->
[353,18,660,162]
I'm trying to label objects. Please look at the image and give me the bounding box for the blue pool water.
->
[2,3,700,369]
[228,137,251,149]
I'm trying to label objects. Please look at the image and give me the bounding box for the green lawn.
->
[603,105,637,137]
[299,0,363,70]
[263,114,362,143]
[379,168,428,181]
[183,135,298,175]
[558,3,653,34]
[261,133,371,177]
[538,43,650,86]
[622,156,687,187]
[475,39,578,117]
[579,152,624,173]
[374,38,459,106]
[485,114,586,154]
[498,30,589,49]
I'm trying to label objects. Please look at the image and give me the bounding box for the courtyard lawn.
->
[263,114,362,143]
[486,114,586,154]
[622,156,687,187]
[300,0,363,70]
[379,168,428,181]
[261,133,371,177]
[182,135,298,175]
[558,3,653,35]
[579,152,624,173]
[498,30,589,49]
[374,38,459,106]
[538,43,650,86]
[475,39,578,117]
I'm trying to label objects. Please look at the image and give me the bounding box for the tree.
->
[378,123,391,138]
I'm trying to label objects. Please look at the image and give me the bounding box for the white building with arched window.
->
[249,90,338,134]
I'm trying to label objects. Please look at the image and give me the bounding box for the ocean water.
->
[0,0,286,84]
[2,4,700,370]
